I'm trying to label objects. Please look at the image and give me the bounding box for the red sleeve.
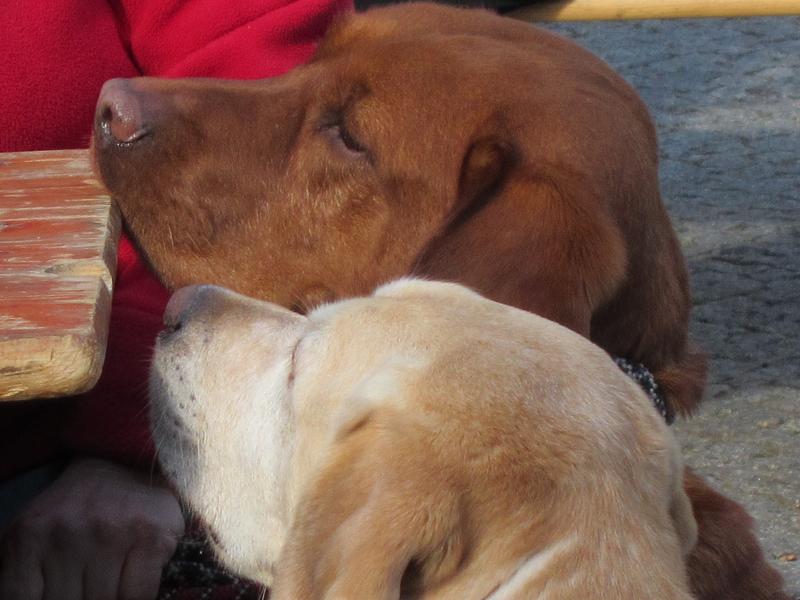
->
[0,0,139,153]
[115,0,351,78]
[62,0,353,469]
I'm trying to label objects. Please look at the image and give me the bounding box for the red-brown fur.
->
[92,3,787,597]
[684,469,788,600]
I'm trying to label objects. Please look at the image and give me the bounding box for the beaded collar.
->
[613,357,673,425]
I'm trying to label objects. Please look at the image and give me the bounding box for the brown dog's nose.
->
[96,79,149,144]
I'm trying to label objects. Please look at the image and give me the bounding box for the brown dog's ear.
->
[419,154,627,337]
[454,137,514,223]
[273,412,465,600]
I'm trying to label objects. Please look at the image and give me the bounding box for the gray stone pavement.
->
[544,16,800,596]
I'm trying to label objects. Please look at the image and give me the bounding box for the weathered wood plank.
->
[0,150,119,401]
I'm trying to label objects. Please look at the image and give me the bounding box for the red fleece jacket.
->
[0,0,352,476]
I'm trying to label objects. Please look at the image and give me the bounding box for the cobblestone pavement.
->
[544,16,800,595]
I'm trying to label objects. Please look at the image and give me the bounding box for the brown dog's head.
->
[94,2,705,414]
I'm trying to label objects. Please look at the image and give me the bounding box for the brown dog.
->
[151,279,698,599]
[92,3,787,598]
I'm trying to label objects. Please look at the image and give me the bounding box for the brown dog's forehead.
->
[321,2,528,49]
[310,3,612,139]
[316,3,523,77]
[307,6,532,157]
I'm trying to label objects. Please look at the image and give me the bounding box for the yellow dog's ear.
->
[272,411,465,600]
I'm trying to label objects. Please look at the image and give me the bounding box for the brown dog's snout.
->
[96,78,150,144]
